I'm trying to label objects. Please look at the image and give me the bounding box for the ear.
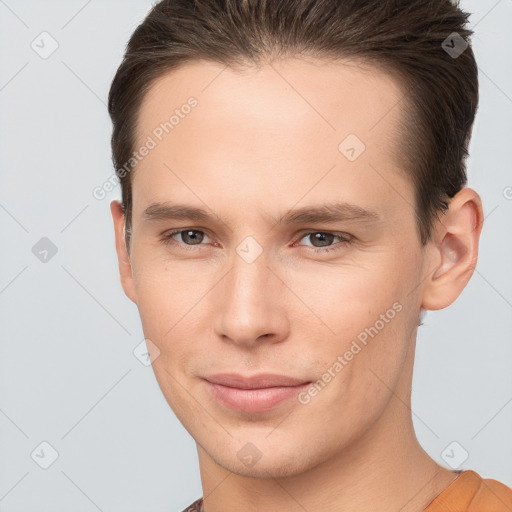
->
[110,200,137,304]
[421,188,484,311]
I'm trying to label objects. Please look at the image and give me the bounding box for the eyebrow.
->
[141,201,381,225]
[277,202,381,224]
[142,203,211,222]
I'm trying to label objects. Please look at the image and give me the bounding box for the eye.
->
[296,231,353,253]
[160,229,213,248]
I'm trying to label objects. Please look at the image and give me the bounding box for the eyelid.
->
[293,230,353,251]
[161,228,215,248]
[161,228,353,253]
[296,230,352,242]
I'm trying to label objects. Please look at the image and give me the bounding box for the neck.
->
[196,342,458,511]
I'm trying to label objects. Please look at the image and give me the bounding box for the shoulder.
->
[470,473,512,512]
[180,497,203,512]
[425,470,512,512]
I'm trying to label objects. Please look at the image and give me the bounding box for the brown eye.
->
[178,230,205,245]
[308,232,336,247]
[297,231,352,253]
[161,229,211,247]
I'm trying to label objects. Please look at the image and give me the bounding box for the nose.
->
[213,249,290,348]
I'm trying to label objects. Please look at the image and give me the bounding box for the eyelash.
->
[295,232,353,253]
[160,229,353,254]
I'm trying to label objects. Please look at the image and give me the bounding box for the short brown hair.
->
[108,0,478,252]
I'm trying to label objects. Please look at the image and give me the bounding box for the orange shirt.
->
[425,470,512,512]
[181,470,512,512]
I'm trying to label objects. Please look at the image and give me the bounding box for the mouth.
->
[203,373,311,413]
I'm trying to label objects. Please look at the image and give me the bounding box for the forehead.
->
[136,56,405,143]
[131,57,411,223]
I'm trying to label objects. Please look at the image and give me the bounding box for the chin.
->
[220,456,306,479]
[206,439,320,479]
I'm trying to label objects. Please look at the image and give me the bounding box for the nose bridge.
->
[214,242,287,346]
[230,248,270,303]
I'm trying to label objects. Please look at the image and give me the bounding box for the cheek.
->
[280,251,409,333]
[131,260,218,389]
[291,252,418,403]
[131,254,207,332]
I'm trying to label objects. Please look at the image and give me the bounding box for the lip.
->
[203,373,311,413]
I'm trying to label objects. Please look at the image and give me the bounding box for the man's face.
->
[117,58,433,477]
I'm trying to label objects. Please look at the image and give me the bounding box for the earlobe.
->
[421,188,483,311]
[110,200,137,304]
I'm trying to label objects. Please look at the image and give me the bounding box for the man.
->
[108,0,512,510]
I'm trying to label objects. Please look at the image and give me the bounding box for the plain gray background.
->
[0,0,511,511]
